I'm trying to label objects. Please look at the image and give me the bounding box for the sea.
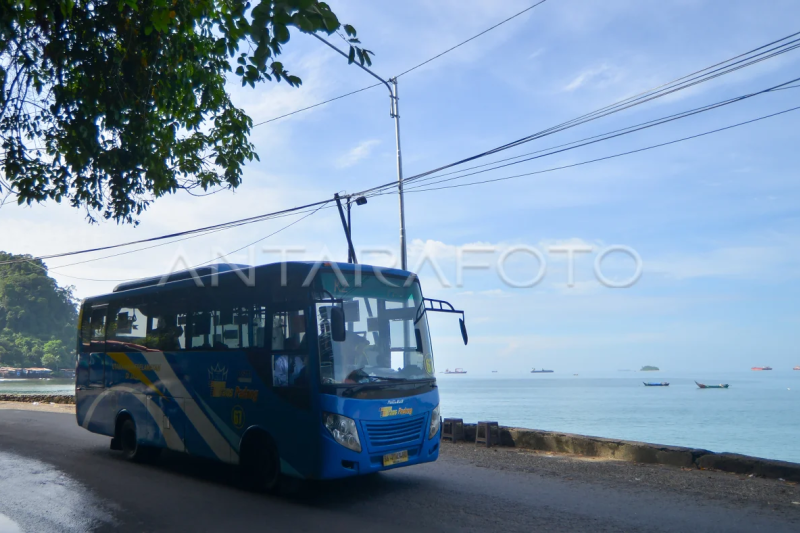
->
[438,370,800,464]
[2,371,798,463]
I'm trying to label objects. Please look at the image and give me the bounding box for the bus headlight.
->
[323,412,361,453]
[428,405,440,439]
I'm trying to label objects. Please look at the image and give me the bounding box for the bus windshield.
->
[316,271,434,384]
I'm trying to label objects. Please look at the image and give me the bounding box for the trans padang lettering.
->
[380,406,413,417]
[235,386,259,402]
[112,363,162,372]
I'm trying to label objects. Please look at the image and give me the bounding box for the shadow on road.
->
[101,447,426,507]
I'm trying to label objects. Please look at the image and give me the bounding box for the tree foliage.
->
[0,0,371,223]
[0,252,78,368]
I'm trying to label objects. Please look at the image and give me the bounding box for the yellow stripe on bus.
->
[106,352,166,399]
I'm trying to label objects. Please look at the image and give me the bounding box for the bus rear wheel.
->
[119,418,160,463]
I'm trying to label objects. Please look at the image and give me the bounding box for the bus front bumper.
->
[317,432,441,479]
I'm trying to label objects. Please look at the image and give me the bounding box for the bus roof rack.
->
[112,263,250,293]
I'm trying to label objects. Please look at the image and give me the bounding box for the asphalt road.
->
[0,409,797,533]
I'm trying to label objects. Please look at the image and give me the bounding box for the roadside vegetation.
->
[0,251,77,369]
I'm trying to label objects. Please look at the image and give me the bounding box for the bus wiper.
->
[342,382,383,397]
[341,376,432,396]
[348,368,406,383]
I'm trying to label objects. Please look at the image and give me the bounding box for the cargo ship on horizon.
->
[751,366,773,371]
[444,368,467,374]
[531,368,554,373]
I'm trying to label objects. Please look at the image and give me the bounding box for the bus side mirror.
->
[459,318,468,346]
[331,306,346,342]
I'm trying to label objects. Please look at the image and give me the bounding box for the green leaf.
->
[274,24,290,44]
[0,0,373,225]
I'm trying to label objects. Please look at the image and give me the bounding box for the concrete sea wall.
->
[459,423,800,482]
[0,394,75,404]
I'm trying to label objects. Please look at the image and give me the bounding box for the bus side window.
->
[214,308,243,350]
[251,306,268,348]
[272,310,306,351]
[189,312,212,350]
[108,303,149,352]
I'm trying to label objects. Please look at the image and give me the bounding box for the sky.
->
[2,0,800,373]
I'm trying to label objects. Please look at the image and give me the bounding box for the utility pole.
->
[313,35,408,270]
[391,78,407,271]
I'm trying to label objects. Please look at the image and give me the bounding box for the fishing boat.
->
[643,382,669,387]
[751,366,772,371]
[444,368,467,374]
[696,381,729,389]
[531,368,554,373]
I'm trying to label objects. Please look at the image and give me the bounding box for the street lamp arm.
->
[311,34,393,96]
[311,33,407,270]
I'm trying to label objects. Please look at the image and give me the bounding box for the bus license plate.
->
[383,450,409,466]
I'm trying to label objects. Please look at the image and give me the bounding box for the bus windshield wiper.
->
[348,367,407,383]
[367,375,407,382]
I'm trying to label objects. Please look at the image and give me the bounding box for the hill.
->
[0,252,78,369]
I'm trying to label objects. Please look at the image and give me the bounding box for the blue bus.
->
[76,261,466,490]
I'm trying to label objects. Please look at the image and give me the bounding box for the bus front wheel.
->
[119,418,160,463]
[241,433,281,493]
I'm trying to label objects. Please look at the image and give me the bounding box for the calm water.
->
[438,371,800,464]
[0,379,74,394]
[2,373,798,463]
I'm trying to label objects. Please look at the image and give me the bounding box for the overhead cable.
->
[354,31,800,197]
[389,106,800,194]
[252,1,549,127]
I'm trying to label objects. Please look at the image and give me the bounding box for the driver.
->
[341,333,371,383]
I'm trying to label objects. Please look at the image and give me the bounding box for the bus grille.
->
[363,416,426,451]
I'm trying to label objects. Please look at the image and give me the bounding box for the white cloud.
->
[563,63,623,92]
[336,139,380,168]
[647,240,800,281]
[528,48,546,60]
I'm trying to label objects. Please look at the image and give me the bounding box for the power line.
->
[45,203,331,283]
[190,201,330,268]
[252,83,382,128]
[40,91,797,277]
[0,199,331,266]
[27,260,133,283]
[388,105,800,195]
[45,206,321,271]
[5,32,799,270]
[252,1,548,127]
[395,0,548,78]
[394,36,800,188]
[355,32,800,197]
[383,76,799,193]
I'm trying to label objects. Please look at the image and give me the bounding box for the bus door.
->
[262,305,316,473]
[77,304,114,434]
[76,305,108,389]
[144,309,185,452]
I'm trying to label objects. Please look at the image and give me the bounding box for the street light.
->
[312,34,408,271]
